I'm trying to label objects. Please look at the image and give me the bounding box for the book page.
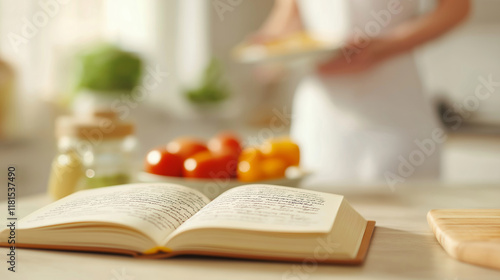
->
[17,183,210,245]
[171,184,343,236]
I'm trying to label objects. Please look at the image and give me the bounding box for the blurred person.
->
[251,0,470,184]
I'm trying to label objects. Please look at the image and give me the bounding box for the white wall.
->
[416,0,500,124]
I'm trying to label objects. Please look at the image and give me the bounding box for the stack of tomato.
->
[144,132,300,182]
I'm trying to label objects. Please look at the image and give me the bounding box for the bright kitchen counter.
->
[1,183,500,279]
[2,102,500,199]
[2,104,500,279]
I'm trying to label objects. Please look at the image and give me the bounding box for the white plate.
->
[233,32,343,65]
[235,44,341,65]
[137,169,310,200]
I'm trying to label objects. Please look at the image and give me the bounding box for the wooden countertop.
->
[1,184,500,279]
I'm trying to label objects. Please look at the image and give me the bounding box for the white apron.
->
[292,0,442,184]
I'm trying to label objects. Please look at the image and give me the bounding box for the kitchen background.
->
[1,0,500,198]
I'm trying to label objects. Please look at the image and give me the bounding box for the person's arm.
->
[251,0,303,43]
[388,0,471,56]
[318,0,471,75]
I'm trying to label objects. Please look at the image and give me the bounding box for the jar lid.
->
[56,113,134,140]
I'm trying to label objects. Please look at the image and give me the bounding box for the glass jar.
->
[47,113,136,199]
[83,134,136,189]
[48,135,86,200]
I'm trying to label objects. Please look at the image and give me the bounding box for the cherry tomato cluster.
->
[144,133,300,182]
[145,132,241,179]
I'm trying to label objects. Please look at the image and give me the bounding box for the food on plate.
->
[237,147,265,182]
[236,138,300,182]
[234,31,332,62]
[144,132,301,182]
[260,137,300,166]
[208,132,242,156]
[183,151,237,179]
[144,148,183,177]
[259,32,327,53]
[239,146,263,163]
[166,137,208,161]
[261,158,288,180]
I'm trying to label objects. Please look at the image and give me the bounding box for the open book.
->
[0,183,375,264]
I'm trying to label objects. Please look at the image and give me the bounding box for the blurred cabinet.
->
[0,59,15,140]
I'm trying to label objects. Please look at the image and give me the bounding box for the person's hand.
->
[317,37,396,76]
[317,0,470,76]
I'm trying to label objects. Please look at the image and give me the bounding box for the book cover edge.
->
[0,221,376,264]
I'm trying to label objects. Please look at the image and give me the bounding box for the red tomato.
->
[208,132,242,157]
[144,148,184,176]
[183,151,238,179]
[166,137,208,161]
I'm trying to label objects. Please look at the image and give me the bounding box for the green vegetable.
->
[185,58,229,104]
[73,44,142,93]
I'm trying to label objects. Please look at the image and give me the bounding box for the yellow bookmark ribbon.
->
[143,246,172,255]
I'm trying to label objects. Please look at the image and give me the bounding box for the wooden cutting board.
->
[427,209,500,270]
